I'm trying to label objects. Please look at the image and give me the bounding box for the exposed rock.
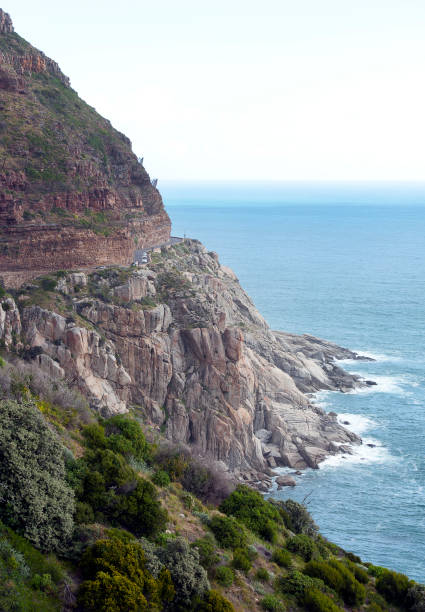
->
[0,9,13,34]
[276,475,296,487]
[0,13,171,286]
[0,241,368,477]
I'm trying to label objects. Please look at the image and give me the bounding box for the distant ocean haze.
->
[162,181,425,582]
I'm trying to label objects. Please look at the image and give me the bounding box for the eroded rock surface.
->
[0,240,368,478]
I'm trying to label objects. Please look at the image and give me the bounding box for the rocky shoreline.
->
[0,240,375,485]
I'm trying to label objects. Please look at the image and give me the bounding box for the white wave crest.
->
[337,350,401,364]
[348,374,410,396]
[337,413,377,435]
[321,437,393,468]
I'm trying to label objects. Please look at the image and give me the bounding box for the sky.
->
[5,0,425,181]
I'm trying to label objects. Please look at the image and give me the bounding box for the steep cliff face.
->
[0,240,368,483]
[0,9,170,285]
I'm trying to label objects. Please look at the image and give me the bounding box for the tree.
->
[156,537,209,608]
[0,399,74,552]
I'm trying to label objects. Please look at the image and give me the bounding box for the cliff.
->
[0,9,171,287]
[1,240,370,484]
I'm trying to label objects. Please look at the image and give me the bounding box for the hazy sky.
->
[6,1,425,180]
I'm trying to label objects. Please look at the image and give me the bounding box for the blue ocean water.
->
[161,181,425,582]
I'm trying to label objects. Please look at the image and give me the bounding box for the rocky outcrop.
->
[0,9,12,33]
[0,240,369,479]
[0,9,171,286]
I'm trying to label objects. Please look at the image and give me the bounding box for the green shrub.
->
[367,564,387,578]
[276,570,325,600]
[286,534,315,561]
[192,535,218,569]
[215,565,234,587]
[232,548,251,572]
[261,594,286,611]
[209,515,246,549]
[303,588,342,612]
[255,567,270,582]
[346,560,369,584]
[271,499,318,536]
[304,561,343,592]
[194,590,235,612]
[304,559,365,606]
[40,277,57,291]
[105,415,151,461]
[272,547,292,568]
[75,501,95,524]
[112,478,168,538]
[375,568,411,605]
[0,399,74,552]
[83,415,151,462]
[79,538,174,611]
[156,537,210,608]
[328,559,365,606]
[152,469,171,487]
[219,485,282,541]
[0,528,62,611]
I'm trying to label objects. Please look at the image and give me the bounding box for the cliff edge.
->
[0,9,171,287]
[1,240,369,485]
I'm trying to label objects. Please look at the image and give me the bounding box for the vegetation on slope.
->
[0,354,423,611]
[0,28,160,222]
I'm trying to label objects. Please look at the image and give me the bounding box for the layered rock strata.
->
[0,240,368,479]
[0,10,171,285]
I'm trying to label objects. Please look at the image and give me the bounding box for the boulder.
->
[275,475,296,487]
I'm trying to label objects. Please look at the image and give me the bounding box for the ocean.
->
[161,181,425,582]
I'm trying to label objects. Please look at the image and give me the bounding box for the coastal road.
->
[133,236,184,263]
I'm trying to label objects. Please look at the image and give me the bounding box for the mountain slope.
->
[0,9,170,286]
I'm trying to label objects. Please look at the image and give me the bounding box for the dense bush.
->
[304,559,365,606]
[192,534,218,569]
[375,568,411,605]
[346,559,369,584]
[303,588,342,612]
[255,567,270,582]
[271,499,318,536]
[215,565,234,587]
[286,534,315,561]
[232,548,252,572]
[272,547,292,568]
[112,478,168,538]
[219,485,282,541]
[155,444,234,504]
[261,594,286,611]
[328,559,365,606]
[152,469,171,487]
[156,537,210,608]
[304,560,344,592]
[83,415,150,462]
[0,399,74,552]
[78,538,174,611]
[0,529,63,611]
[367,564,388,579]
[194,590,235,612]
[209,515,246,549]
[67,422,167,538]
[276,570,325,600]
